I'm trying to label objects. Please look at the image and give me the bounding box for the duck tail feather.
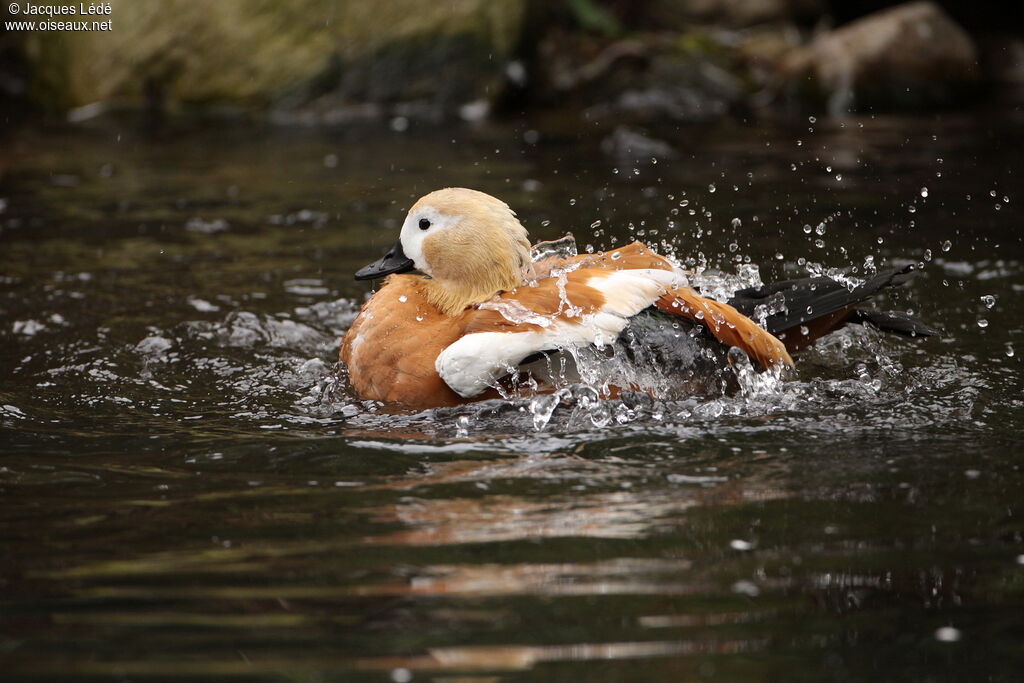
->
[848,309,941,337]
[728,265,918,337]
[726,265,938,351]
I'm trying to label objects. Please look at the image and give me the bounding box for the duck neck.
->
[423,271,526,317]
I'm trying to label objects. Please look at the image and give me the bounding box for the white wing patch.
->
[436,329,547,398]
[435,268,686,397]
[586,269,685,317]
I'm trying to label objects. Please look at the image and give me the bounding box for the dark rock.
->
[981,34,1024,87]
[601,126,677,164]
[538,31,749,123]
[608,53,744,121]
[641,0,825,29]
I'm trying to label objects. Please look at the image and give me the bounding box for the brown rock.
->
[781,1,979,112]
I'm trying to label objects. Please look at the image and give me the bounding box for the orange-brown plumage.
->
[341,277,466,407]
[655,289,793,370]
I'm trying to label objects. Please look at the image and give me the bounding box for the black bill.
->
[354,239,415,280]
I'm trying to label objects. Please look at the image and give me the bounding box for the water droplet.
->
[590,219,602,229]
[731,217,742,229]
[803,224,812,234]
[981,295,997,309]
[815,223,826,235]
[814,239,825,248]
[923,249,932,261]
[728,242,739,253]
[679,199,689,207]
[397,295,408,303]
[775,252,784,260]
[935,627,961,643]
[730,539,754,551]
[920,187,929,198]
[708,183,716,193]
[808,115,817,123]
[610,251,621,260]
[908,205,917,213]
[1006,343,1015,358]
[977,318,988,328]
[541,219,551,227]
[941,240,952,252]
[990,189,997,198]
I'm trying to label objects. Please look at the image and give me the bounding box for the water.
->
[2,112,1023,680]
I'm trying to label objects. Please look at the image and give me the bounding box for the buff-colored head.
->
[396,188,533,315]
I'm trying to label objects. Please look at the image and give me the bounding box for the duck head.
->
[356,188,534,316]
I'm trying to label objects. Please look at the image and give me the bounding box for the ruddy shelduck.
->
[342,188,936,408]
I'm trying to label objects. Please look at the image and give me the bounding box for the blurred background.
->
[2,1,1023,681]
[2,0,1023,125]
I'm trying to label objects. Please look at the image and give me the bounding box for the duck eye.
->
[419,218,431,230]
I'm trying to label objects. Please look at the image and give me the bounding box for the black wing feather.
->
[727,265,937,338]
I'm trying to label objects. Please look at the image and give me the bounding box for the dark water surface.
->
[1,112,1023,681]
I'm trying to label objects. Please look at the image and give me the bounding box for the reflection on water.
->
[1,114,1023,679]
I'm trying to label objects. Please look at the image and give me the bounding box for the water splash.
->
[688,264,763,303]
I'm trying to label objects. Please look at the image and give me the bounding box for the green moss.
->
[674,30,724,57]
[564,0,623,37]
